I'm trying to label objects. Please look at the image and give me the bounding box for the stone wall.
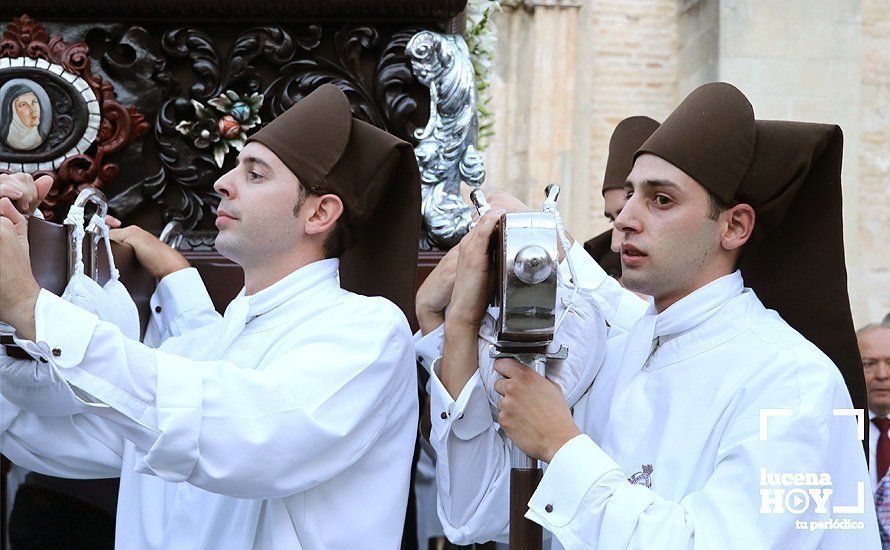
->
[678,0,719,97]
[582,0,679,239]
[858,0,890,326]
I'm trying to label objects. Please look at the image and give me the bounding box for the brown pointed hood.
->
[247,84,421,320]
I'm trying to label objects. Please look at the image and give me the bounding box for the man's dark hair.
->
[293,182,353,259]
[706,189,736,221]
[705,189,751,268]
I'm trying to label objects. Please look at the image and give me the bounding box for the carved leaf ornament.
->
[152,24,422,229]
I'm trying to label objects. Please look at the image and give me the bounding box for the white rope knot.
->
[90,213,120,281]
[64,205,86,274]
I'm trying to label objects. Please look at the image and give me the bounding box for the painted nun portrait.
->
[0,79,52,151]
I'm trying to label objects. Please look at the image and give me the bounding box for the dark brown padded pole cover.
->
[510,467,543,550]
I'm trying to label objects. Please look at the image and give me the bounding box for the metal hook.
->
[544,184,560,203]
[470,188,491,217]
[79,188,109,235]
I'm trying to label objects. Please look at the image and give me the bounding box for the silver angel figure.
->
[407,30,486,250]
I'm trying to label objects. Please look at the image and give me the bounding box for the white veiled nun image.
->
[0,78,51,151]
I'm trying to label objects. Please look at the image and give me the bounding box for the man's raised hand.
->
[0,173,54,215]
[109,225,190,281]
[416,243,461,335]
[447,209,503,331]
[0,197,39,340]
[493,358,581,463]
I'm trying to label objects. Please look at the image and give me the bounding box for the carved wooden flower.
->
[175,90,263,167]
[208,91,263,130]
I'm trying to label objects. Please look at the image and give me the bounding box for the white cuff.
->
[5,309,106,417]
[414,323,444,375]
[0,357,97,417]
[430,364,494,442]
[33,290,98,370]
[527,434,623,528]
[150,267,214,325]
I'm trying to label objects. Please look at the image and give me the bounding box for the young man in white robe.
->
[426,83,879,548]
[0,84,422,549]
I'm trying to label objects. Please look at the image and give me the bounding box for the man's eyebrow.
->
[238,156,273,170]
[624,179,681,191]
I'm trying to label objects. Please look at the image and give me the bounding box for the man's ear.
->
[721,203,755,252]
[304,194,344,236]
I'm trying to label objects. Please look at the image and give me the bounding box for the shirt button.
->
[440,412,448,420]
[155,305,163,313]
[417,356,424,364]
[545,504,553,513]
[51,348,62,357]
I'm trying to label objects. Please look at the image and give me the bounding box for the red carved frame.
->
[0,15,150,219]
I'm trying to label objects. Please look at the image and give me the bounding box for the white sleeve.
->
[0,340,125,478]
[429,365,512,544]
[559,241,648,334]
[142,267,221,347]
[1,339,97,418]
[24,290,417,499]
[414,323,445,378]
[0,403,125,479]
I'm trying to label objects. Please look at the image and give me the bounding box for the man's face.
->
[861,328,890,415]
[614,154,725,310]
[603,187,626,253]
[212,142,304,267]
[14,92,40,128]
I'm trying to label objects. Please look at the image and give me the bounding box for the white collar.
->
[645,270,745,339]
[228,258,340,320]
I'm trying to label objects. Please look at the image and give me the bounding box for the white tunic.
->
[424,243,879,549]
[1,258,418,549]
